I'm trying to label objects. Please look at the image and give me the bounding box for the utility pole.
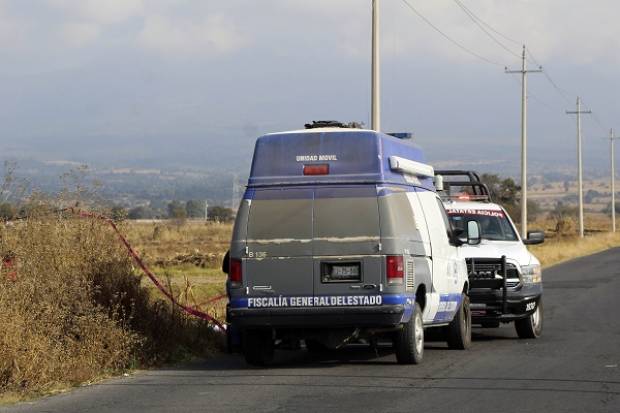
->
[566,97,592,238]
[204,200,209,221]
[505,45,542,239]
[371,0,381,131]
[606,129,619,232]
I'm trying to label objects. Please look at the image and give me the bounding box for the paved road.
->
[3,248,620,413]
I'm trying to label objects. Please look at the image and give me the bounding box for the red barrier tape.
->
[70,209,226,331]
[2,257,17,281]
[197,293,227,307]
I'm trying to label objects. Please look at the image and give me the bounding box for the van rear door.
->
[245,188,314,296]
[313,186,383,297]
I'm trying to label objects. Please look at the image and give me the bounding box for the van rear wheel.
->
[305,339,327,354]
[515,299,543,339]
[394,303,424,364]
[242,329,274,366]
[446,294,472,350]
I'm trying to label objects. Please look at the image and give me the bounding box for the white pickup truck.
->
[437,170,544,339]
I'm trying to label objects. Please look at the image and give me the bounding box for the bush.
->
[128,206,155,220]
[603,201,620,214]
[0,203,15,221]
[548,202,578,236]
[208,206,234,222]
[110,206,127,221]
[0,208,219,396]
[185,200,206,219]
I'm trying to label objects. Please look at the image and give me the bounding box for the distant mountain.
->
[0,129,611,206]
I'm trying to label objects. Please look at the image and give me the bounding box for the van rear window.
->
[247,189,313,243]
[314,187,380,240]
[246,187,380,255]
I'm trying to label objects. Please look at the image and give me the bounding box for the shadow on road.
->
[165,326,530,371]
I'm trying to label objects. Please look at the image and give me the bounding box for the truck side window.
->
[435,197,453,240]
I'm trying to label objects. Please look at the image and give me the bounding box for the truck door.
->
[416,192,462,323]
[245,188,314,296]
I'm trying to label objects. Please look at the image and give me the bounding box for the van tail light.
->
[303,164,329,175]
[229,258,242,288]
[386,255,404,285]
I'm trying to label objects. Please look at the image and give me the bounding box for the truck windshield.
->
[447,210,518,241]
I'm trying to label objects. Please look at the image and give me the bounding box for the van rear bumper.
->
[227,304,406,328]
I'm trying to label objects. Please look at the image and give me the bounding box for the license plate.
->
[321,262,361,283]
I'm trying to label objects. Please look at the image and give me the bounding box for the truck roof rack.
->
[435,169,493,202]
[304,120,364,129]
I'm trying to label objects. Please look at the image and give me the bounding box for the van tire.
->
[515,299,543,339]
[394,303,424,364]
[242,329,274,366]
[446,294,472,350]
[305,339,326,354]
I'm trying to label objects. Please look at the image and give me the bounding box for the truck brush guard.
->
[467,256,508,314]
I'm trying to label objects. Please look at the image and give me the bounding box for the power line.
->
[452,0,522,60]
[400,0,605,139]
[577,97,607,134]
[399,0,505,67]
[507,74,554,111]
[588,107,608,135]
[526,49,573,105]
[451,0,522,46]
[526,49,608,134]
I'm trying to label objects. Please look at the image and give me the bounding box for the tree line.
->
[116,201,234,222]
[0,201,235,222]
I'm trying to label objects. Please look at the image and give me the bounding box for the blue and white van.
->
[224,127,480,365]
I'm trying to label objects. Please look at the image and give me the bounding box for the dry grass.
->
[124,221,231,319]
[530,232,620,268]
[526,214,620,267]
[0,211,220,400]
[127,221,231,263]
[124,217,620,297]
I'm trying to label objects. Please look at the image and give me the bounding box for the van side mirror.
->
[467,220,481,245]
[523,230,545,245]
[434,174,444,192]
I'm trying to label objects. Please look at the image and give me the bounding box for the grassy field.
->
[526,214,619,267]
[530,231,620,267]
[123,221,232,324]
[124,214,620,311]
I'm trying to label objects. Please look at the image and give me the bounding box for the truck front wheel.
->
[394,303,424,364]
[515,299,543,339]
[446,294,472,350]
[242,329,274,366]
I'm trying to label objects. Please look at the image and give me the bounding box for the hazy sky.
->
[1,0,619,172]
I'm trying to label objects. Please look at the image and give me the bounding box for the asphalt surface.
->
[3,248,620,413]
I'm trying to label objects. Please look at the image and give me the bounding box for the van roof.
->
[248,129,434,191]
[264,127,372,135]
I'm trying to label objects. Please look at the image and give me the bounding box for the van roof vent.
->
[304,120,364,129]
